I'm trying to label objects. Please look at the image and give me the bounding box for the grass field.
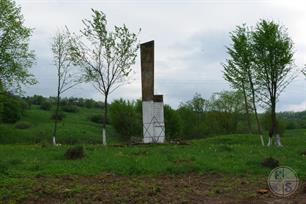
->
[1,129,306,202]
[1,106,306,203]
[0,105,119,144]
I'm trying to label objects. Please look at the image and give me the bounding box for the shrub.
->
[30,95,46,105]
[40,101,52,111]
[261,157,279,169]
[164,105,183,141]
[109,99,142,141]
[62,105,79,113]
[64,145,85,160]
[261,109,286,134]
[90,114,107,124]
[51,111,65,121]
[0,95,22,123]
[15,121,32,129]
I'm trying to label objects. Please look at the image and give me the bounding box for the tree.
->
[223,25,264,145]
[164,104,183,141]
[0,0,36,93]
[223,25,252,133]
[178,93,210,139]
[252,20,295,146]
[109,99,142,141]
[209,91,245,134]
[69,9,139,145]
[51,30,81,145]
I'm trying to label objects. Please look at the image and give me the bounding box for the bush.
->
[261,109,286,134]
[90,114,107,124]
[62,105,79,113]
[261,157,279,169]
[164,105,183,141]
[109,99,142,141]
[40,101,52,111]
[30,95,46,105]
[0,95,22,123]
[51,111,65,121]
[64,145,85,160]
[15,121,32,129]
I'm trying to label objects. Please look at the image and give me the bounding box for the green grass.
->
[1,106,306,201]
[1,129,306,178]
[1,129,306,201]
[0,105,118,144]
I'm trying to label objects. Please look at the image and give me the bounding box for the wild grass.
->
[0,129,305,179]
[0,105,118,144]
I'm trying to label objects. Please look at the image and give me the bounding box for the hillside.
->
[0,105,119,144]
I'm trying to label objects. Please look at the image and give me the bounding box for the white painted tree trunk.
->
[275,134,283,147]
[260,135,265,146]
[267,137,272,147]
[102,128,107,145]
[52,136,56,145]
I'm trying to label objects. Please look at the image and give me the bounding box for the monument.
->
[140,41,165,143]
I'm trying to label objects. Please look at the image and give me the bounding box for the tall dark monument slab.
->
[141,41,154,101]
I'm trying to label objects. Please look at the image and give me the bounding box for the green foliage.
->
[252,20,295,132]
[69,9,140,141]
[40,101,52,111]
[51,111,65,121]
[27,95,46,105]
[109,99,142,141]
[62,105,79,113]
[178,92,246,139]
[0,0,36,93]
[89,114,107,124]
[261,109,286,135]
[223,25,253,91]
[164,105,183,141]
[0,95,23,123]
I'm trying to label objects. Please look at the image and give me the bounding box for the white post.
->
[260,135,265,146]
[267,137,272,147]
[275,134,283,147]
[52,136,56,145]
[102,129,107,145]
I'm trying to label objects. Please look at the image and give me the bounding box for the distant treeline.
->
[1,93,306,142]
[24,95,105,109]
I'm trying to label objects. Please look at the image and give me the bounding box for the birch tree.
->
[51,30,81,145]
[69,9,139,145]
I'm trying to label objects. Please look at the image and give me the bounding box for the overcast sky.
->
[16,0,306,111]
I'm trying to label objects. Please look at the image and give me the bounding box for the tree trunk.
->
[270,98,277,146]
[52,90,60,145]
[248,72,264,146]
[102,94,108,145]
[241,83,252,134]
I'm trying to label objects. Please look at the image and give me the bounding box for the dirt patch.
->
[2,173,306,204]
